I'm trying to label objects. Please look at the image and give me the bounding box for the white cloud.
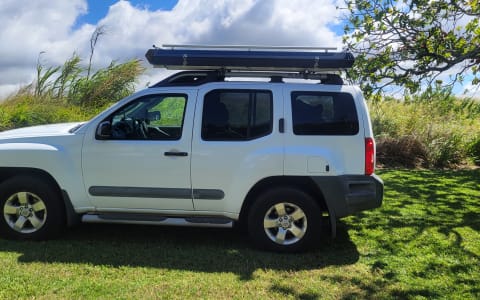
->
[0,0,343,98]
[0,0,88,98]
[461,82,480,100]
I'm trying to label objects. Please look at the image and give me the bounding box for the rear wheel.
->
[0,176,65,240]
[248,187,322,252]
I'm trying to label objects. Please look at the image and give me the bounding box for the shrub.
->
[468,136,480,165]
[376,135,427,168]
[68,59,144,107]
[369,94,480,168]
[0,95,97,130]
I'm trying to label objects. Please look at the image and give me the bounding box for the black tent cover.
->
[145,46,354,72]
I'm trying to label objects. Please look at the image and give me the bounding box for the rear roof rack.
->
[145,44,354,72]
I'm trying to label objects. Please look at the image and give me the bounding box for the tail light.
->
[365,137,375,175]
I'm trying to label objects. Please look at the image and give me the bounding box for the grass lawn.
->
[0,169,479,299]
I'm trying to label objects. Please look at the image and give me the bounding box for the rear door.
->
[191,84,284,214]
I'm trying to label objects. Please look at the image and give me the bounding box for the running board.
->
[81,213,234,228]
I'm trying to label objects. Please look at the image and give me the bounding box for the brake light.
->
[365,137,375,175]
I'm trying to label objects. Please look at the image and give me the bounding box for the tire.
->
[0,175,65,240]
[247,187,322,252]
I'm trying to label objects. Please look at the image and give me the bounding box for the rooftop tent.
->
[145,45,355,72]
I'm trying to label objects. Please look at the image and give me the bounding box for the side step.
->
[81,213,234,228]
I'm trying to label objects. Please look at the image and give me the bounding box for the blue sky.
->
[77,0,178,25]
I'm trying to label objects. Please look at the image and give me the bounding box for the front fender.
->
[0,139,92,211]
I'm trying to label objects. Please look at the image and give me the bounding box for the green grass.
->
[0,169,479,299]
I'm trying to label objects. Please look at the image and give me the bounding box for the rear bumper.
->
[311,174,383,218]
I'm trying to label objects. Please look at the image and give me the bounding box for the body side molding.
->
[89,186,225,200]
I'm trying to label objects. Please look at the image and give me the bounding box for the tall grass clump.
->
[0,53,144,130]
[370,87,480,168]
[0,94,90,131]
[68,59,144,108]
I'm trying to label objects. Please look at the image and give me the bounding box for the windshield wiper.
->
[69,123,85,133]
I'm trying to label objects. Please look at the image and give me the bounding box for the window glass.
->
[291,92,359,135]
[202,90,273,141]
[104,94,187,140]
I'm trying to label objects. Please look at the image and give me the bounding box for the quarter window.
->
[291,92,359,135]
[202,90,273,141]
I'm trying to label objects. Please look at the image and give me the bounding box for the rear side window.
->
[291,91,359,135]
[202,90,273,141]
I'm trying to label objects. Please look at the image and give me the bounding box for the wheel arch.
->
[0,167,79,226]
[238,176,331,230]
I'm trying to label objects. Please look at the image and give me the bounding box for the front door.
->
[82,91,195,211]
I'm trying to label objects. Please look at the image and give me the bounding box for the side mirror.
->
[96,121,112,139]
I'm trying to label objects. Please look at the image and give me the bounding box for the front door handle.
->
[164,151,188,157]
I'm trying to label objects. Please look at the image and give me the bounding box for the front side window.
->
[202,90,273,141]
[99,94,187,140]
[291,91,359,135]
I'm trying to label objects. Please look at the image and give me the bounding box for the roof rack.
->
[151,70,345,87]
[145,44,354,73]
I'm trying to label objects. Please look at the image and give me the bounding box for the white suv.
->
[0,46,383,252]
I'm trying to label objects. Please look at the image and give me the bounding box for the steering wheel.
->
[112,119,134,138]
[149,126,171,138]
[134,119,149,139]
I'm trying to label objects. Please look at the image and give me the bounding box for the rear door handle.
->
[279,118,285,133]
[164,151,188,157]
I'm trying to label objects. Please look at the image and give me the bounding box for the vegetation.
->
[152,97,187,126]
[0,53,144,131]
[344,0,480,95]
[370,87,480,168]
[0,169,478,299]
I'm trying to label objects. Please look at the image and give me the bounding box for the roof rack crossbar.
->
[222,70,340,80]
[161,44,337,52]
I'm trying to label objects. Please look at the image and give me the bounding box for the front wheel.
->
[0,176,65,240]
[248,187,322,252]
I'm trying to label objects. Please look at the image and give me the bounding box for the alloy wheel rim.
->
[263,202,307,245]
[3,192,47,234]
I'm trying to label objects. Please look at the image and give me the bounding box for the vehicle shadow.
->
[0,222,359,281]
